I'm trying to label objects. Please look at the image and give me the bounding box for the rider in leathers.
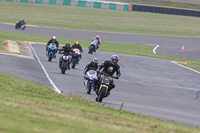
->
[59,42,74,70]
[96,55,121,95]
[46,36,59,58]
[83,58,99,75]
[72,41,83,53]
[83,58,99,87]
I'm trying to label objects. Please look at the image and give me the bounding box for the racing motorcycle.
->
[95,74,117,102]
[47,43,57,62]
[15,21,26,30]
[88,39,98,54]
[84,70,97,94]
[60,54,70,74]
[71,48,81,69]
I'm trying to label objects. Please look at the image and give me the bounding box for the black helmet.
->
[65,42,70,48]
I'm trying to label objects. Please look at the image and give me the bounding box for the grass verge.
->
[0,38,5,50]
[1,30,200,71]
[1,2,200,37]
[0,71,200,133]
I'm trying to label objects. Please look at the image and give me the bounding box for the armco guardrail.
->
[132,3,200,17]
[2,0,132,11]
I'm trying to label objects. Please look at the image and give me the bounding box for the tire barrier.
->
[2,0,132,11]
[2,0,200,16]
[132,4,200,17]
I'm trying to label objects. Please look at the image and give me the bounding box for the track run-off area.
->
[0,23,200,127]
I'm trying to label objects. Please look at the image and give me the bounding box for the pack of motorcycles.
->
[15,21,116,103]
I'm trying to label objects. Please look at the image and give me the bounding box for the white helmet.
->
[52,36,56,40]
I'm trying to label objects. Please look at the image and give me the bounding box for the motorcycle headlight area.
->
[63,56,69,60]
[86,72,97,80]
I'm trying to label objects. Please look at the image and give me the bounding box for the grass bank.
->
[0,72,200,133]
[1,2,200,37]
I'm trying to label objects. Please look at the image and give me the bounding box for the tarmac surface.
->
[0,23,200,127]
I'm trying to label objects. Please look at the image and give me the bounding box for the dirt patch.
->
[16,41,34,58]
[2,40,9,51]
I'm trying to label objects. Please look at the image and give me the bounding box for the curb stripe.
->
[29,43,61,94]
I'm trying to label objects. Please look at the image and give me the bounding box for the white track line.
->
[153,45,159,54]
[29,43,61,94]
[171,61,200,74]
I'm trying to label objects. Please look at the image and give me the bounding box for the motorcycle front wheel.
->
[97,87,106,102]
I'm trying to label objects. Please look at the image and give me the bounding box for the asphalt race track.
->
[0,23,200,127]
[1,23,200,60]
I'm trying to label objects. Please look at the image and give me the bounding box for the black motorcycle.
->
[60,54,70,74]
[15,21,26,30]
[88,39,98,54]
[95,74,117,102]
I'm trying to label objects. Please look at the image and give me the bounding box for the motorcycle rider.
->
[59,42,74,70]
[72,41,83,53]
[46,36,59,58]
[72,41,83,63]
[16,18,26,28]
[83,58,99,75]
[19,18,26,25]
[83,58,99,87]
[91,35,101,49]
[95,55,121,95]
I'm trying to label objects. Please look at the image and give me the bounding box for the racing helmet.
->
[111,55,119,65]
[96,35,100,40]
[52,36,56,42]
[65,42,70,48]
[75,41,79,46]
[92,58,99,64]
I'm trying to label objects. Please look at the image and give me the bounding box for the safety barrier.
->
[3,0,132,11]
[2,0,200,17]
[132,3,200,17]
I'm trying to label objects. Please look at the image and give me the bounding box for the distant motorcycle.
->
[71,48,81,69]
[47,43,57,62]
[96,74,117,102]
[84,70,97,94]
[88,39,98,54]
[15,21,26,30]
[60,54,71,74]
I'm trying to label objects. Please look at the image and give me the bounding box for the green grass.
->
[0,71,200,133]
[0,38,5,50]
[2,30,200,68]
[1,2,200,37]
[104,0,200,10]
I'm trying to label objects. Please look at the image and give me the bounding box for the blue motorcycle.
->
[47,43,57,62]
[71,48,81,69]
[84,70,97,94]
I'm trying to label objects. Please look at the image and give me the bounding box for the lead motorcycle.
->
[15,21,26,30]
[95,73,117,102]
[47,43,57,62]
[84,70,97,94]
[88,39,98,54]
[71,48,81,69]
